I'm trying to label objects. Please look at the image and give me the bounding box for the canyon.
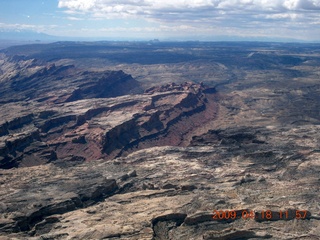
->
[0,41,320,239]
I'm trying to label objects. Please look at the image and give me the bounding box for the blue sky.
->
[0,0,320,41]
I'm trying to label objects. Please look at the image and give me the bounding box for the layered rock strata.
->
[0,55,218,168]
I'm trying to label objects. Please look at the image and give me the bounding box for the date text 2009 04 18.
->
[212,209,309,220]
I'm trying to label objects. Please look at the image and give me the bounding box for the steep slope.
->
[0,54,142,104]
[0,54,218,168]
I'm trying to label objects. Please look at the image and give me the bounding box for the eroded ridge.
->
[0,54,219,168]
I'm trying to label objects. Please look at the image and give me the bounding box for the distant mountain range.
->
[0,30,59,41]
[1,29,316,43]
[0,30,146,43]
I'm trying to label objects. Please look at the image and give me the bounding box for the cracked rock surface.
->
[0,143,319,239]
[1,42,320,239]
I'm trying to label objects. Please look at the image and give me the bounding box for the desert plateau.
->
[0,41,319,239]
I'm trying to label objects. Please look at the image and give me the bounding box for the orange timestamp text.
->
[212,209,310,221]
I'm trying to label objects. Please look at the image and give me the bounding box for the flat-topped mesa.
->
[0,53,220,168]
[0,81,218,168]
[69,70,143,101]
[101,82,218,159]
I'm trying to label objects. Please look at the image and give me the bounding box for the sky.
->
[0,0,320,41]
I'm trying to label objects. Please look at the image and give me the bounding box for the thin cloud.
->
[56,0,320,40]
[57,0,320,26]
[67,16,84,21]
[58,0,320,15]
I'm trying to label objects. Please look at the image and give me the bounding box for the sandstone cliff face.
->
[0,55,218,168]
[102,83,218,159]
[0,84,217,168]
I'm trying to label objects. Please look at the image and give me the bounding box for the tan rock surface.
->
[0,143,319,239]
[1,42,320,239]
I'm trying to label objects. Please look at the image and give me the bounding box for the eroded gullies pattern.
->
[0,144,319,239]
[1,42,320,239]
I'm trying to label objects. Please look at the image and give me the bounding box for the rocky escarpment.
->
[102,82,218,159]
[0,53,219,168]
[0,81,217,168]
[0,54,142,104]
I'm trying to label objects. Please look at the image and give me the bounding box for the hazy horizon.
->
[1,0,320,42]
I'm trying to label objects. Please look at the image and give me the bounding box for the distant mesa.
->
[0,55,143,104]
